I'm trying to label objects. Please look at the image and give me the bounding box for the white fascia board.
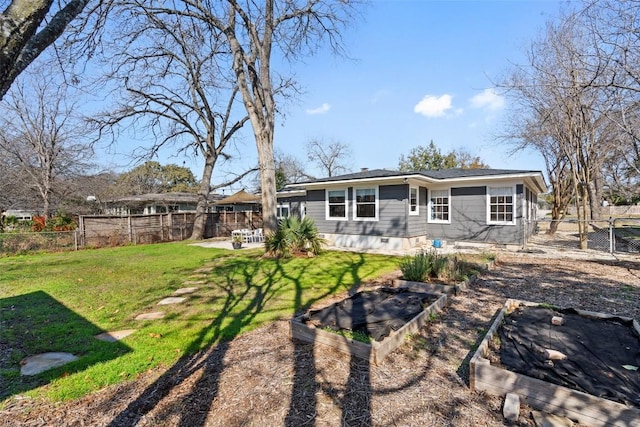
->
[298,174,428,189]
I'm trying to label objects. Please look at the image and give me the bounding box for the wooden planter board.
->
[290,293,447,365]
[392,275,476,296]
[470,298,640,427]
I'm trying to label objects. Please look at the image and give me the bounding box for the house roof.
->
[214,189,261,205]
[107,192,222,206]
[290,168,548,194]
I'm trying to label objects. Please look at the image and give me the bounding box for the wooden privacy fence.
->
[78,211,263,247]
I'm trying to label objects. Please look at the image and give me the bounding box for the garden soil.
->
[1,251,639,426]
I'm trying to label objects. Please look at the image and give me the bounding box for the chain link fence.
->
[530,218,640,254]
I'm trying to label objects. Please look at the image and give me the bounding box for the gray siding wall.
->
[305,181,529,245]
[308,185,409,238]
[426,185,524,245]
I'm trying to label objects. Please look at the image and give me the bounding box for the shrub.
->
[399,251,433,281]
[264,216,325,258]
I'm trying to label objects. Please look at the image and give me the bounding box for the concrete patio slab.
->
[20,352,79,376]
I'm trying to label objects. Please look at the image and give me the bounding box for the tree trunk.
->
[257,136,277,235]
[190,153,215,240]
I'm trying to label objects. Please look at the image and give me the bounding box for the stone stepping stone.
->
[173,287,198,295]
[194,267,214,273]
[182,280,207,285]
[157,297,186,305]
[94,329,136,342]
[20,352,79,376]
[135,312,165,320]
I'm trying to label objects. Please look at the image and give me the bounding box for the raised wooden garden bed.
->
[290,290,447,365]
[393,274,477,296]
[470,299,640,427]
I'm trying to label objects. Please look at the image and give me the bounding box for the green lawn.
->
[0,242,400,403]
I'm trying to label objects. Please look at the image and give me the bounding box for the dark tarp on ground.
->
[303,287,438,341]
[499,305,640,407]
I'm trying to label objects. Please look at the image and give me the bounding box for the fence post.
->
[609,217,614,254]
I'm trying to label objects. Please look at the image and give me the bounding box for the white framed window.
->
[487,186,516,225]
[409,187,419,216]
[428,189,450,223]
[353,187,379,221]
[326,189,347,220]
[277,203,290,219]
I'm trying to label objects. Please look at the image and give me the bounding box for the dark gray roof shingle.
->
[298,168,542,184]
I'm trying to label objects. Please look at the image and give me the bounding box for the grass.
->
[0,242,400,403]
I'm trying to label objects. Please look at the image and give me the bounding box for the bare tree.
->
[0,68,93,217]
[93,5,254,240]
[306,139,352,177]
[499,14,616,248]
[0,0,92,100]
[151,0,360,234]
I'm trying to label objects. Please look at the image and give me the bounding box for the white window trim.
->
[486,185,517,226]
[325,188,348,220]
[353,186,379,221]
[409,186,419,216]
[277,203,290,219]
[428,188,451,224]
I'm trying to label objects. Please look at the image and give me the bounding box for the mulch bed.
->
[1,252,639,426]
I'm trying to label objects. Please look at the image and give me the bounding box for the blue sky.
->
[104,0,566,190]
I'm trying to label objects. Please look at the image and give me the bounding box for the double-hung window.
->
[354,187,378,220]
[326,189,347,220]
[487,186,515,224]
[277,203,290,219]
[409,187,419,215]
[429,189,450,223]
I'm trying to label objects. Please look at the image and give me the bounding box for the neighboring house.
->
[104,192,223,215]
[278,168,547,250]
[214,190,261,212]
[2,209,36,221]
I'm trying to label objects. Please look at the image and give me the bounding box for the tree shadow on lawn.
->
[107,252,376,427]
[0,291,132,401]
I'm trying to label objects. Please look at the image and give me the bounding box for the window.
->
[409,187,419,215]
[326,189,347,219]
[354,187,378,220]
[488,186,515,224]
[429,189,450,223]
[277,203,290,219]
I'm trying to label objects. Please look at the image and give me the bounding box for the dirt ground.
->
[1,251,639,427]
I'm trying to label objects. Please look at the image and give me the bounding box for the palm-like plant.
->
[264,216,326,258]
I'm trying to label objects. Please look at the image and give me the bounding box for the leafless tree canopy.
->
[0,68,94,216]
[499,1,640,245]
[306,139,352,177]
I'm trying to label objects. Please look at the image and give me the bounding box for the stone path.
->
[20,277,205,376]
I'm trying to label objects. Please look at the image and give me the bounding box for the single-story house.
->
[277,168,547,251]
[104,192,223,215]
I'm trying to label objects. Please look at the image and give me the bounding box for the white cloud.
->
[414,94,455,118]
[470,88,504,111]
[305,103,330,115]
